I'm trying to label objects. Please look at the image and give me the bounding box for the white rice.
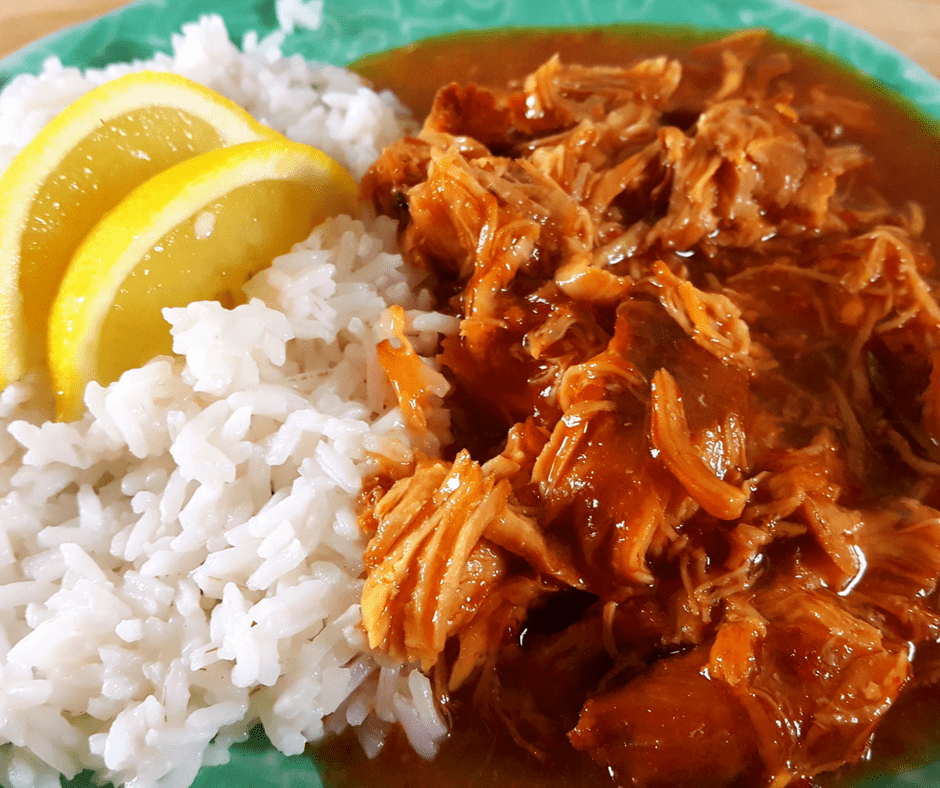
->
[0,14,452,788]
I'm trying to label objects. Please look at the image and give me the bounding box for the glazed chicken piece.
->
[360,421,583,689]
[570,582,910,788]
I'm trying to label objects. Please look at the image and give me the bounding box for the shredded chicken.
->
[357,29,940,787]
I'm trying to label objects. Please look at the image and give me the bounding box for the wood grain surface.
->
[0,0,938,75]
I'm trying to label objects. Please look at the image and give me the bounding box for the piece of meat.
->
[570,583,910,786]
[361,441,581,683]
[375,305,450,433]
[360,135,432,222]
[569,648,766,788]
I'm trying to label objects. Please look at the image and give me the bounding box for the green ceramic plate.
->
[2,1,940,787]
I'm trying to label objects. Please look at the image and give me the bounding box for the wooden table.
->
[0,0,938,76]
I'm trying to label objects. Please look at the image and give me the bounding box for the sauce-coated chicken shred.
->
[358,30,940,787]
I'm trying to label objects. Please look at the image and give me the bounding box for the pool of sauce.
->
[315,26,940,788]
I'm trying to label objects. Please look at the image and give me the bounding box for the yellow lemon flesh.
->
[48,139,359,421]
[0,70,279,386]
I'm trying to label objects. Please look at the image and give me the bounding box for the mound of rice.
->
[0,14,451,788]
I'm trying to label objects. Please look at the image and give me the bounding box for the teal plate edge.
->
[1,1,939,788]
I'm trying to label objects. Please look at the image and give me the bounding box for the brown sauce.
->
[316,26,940,788]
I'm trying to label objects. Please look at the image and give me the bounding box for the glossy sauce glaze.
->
[319,27,940,788]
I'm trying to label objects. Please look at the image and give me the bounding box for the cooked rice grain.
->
[0,15,449,788]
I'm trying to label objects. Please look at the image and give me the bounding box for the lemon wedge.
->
[48,139,359,421]
[0,70,280,387]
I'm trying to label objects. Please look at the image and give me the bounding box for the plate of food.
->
[0,1,939,788]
